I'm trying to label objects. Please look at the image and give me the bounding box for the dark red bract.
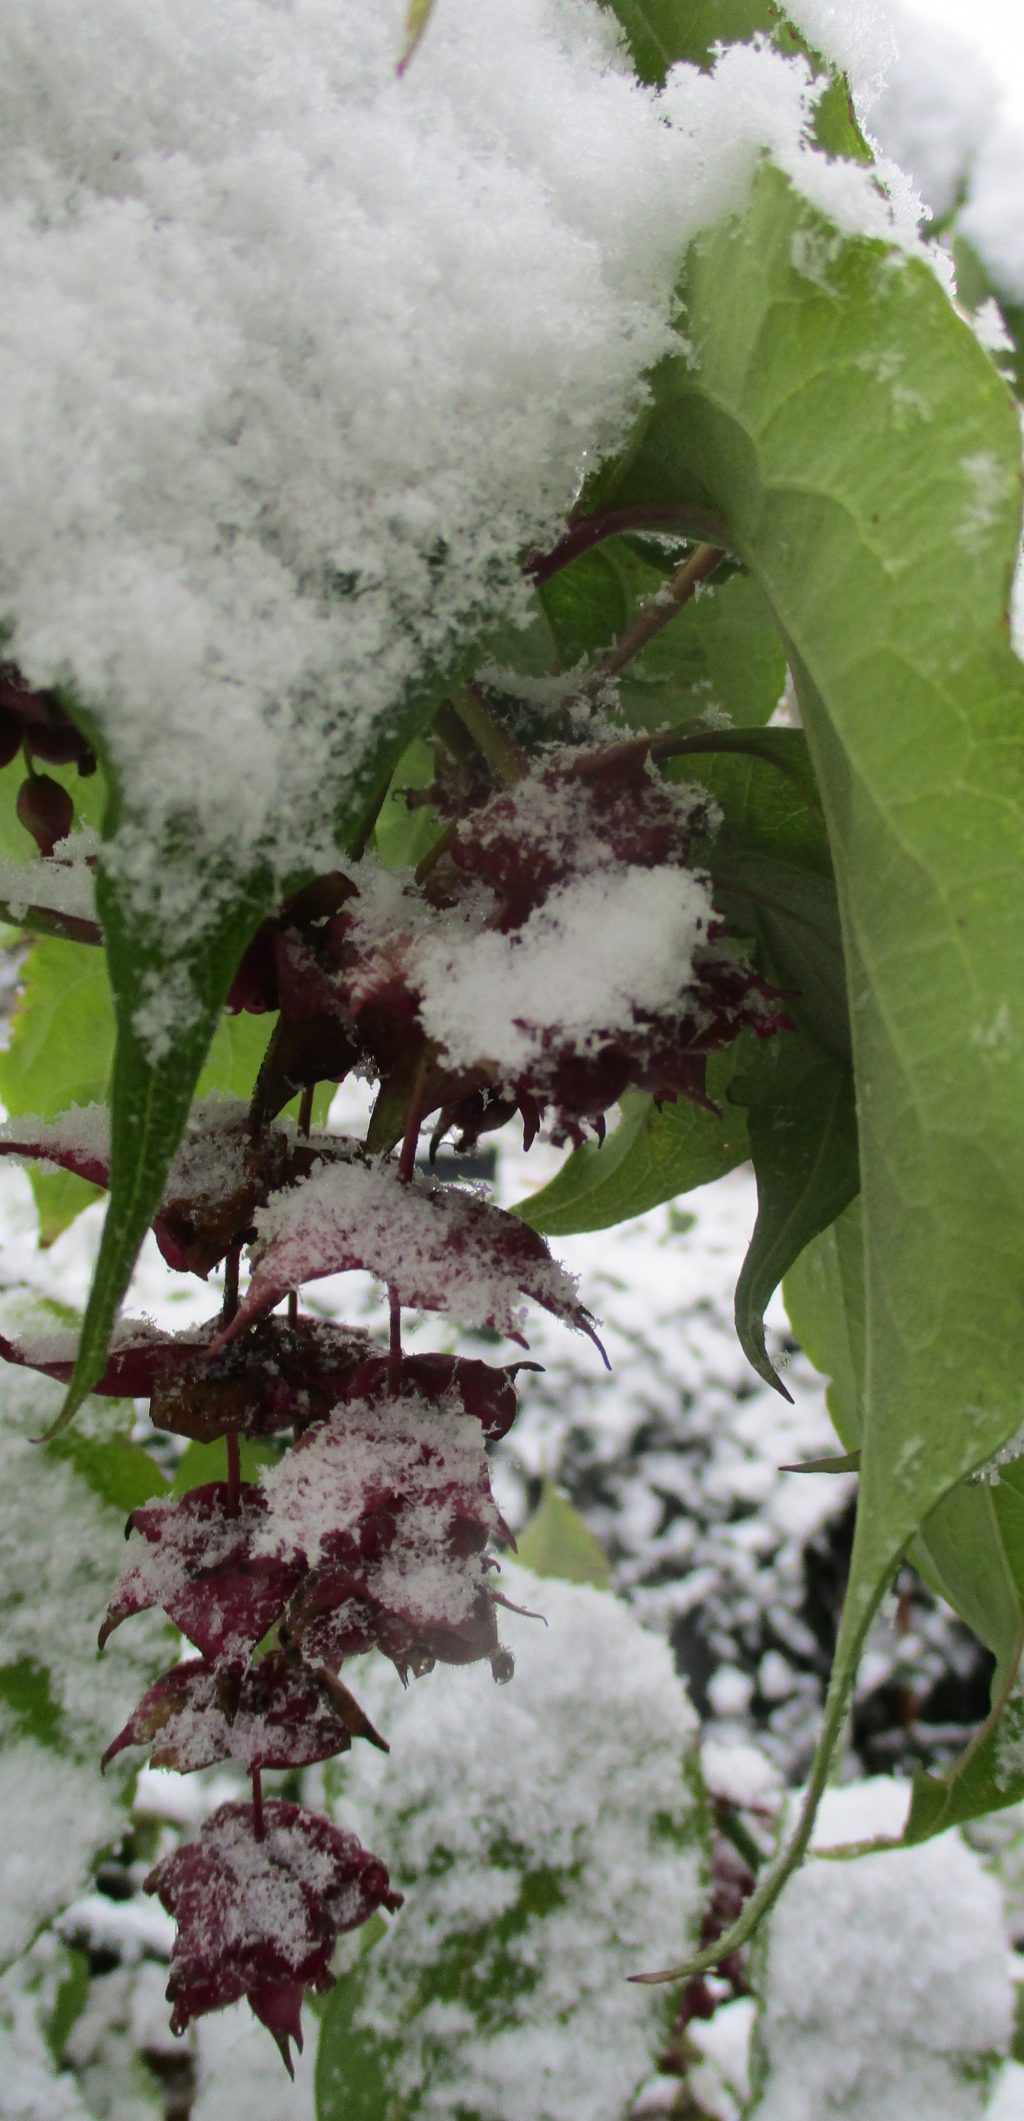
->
[100,1483,304,1672]
[146,1800,403,2072]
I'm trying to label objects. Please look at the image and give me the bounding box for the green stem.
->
[449,682,529,787]
[631,1582,886,1984]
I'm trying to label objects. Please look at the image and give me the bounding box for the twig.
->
[576,544,725,700]
[524,504,732,586]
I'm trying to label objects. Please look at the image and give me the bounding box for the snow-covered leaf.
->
[594,139,1024,1965]
[0,1361,169,1964]
[220,1158,605,1355]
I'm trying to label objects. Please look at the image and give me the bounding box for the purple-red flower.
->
[99,1482,304,1673]
[145,1800,403,2071]
[103,1652,369,1774]
[213,1155,606,1358]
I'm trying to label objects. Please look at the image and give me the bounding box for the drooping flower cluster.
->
[0,730,786,2067]
[227,739,789,1146]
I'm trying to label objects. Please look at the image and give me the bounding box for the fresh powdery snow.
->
[751,1778,1013,2120]
[332,1566,705,2121]
[0,1338,168,1962]
[419,865,714,1074]
[0,0,933,952]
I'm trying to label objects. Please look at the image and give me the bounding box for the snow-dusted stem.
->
[252,1765,265,1841]
[577,543,725,702]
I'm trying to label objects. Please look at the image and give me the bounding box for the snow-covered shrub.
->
[319,1568,706,2121]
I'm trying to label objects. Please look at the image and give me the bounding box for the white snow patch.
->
[419,864,713,1075]
[751,1777,1012,2119]
[333,1565,704,2121]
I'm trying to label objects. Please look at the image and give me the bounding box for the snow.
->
[236,1154,591,1347]
[419,865,713,1076]
[783,0,897,109]
[255,1390,501,1629]
[872,1,995,218]
[0,833,99,928]
[0,1349,169,1962]
[0,0,938,973]
[751,1778,1013,2119]
[332,1564,704,2121]
[962,131,1024,302]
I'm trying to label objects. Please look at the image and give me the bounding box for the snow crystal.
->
[783,0,896,109]
[962,129,1024,304]
[255,1392,500,1627]
[751,1778,1012,2120]
[871,1,995,219]
[333,1566,704,2121]
[419,865,713,1076]
[0,1354,167,1960]
[0,832,99,928]
[0,0,935,954]
[660,39,924,258]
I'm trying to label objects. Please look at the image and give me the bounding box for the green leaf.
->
[953,235,1024,401]
[617,568,787,732]
[731,1032,858,1391]
[57,856,274,1434]
[785,1207,1024,1844]
[0,931,329,1255]
[0,1654,67,1751]
[514,1483,612,1588]
[315,1948,405,2121]
[595,157,1024,1968]
[596,0,873,161]
[0,938,114,1243]
[49,1429,168,1513]
[667,730,852,1058]
[372,735,440,872]
[171,1435,280,1495]
[515,1041,752,1237]
[782,1197,864,1452]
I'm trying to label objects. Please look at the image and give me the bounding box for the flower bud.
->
[16,772,73,855]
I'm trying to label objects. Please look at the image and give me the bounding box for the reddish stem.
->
[298,1082,315,1137]
[398,1048,432,1184]
[222,1241,241,1327]
[226,1432,241,1519]
[388,1285,402,1397]
[523,503,730,586]
[252,1765,265,1840]
[287,1288,298,1325]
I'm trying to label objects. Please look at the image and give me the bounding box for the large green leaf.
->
[57,854,274,1432]
[314,1939,403,2121]
[532,539,785,730]
[786,1206,1024,1844]
[600,158,1024,1975]
[598,0,873,162]
[731,1032,858,1390]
